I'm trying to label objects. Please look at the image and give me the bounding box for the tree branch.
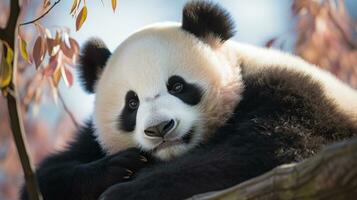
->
[58,89,79,129]
[189,137,357,200]
[19,0,61,27]
[1,1,42,200]
[0,0,20,43]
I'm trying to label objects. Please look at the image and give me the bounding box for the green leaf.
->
[19,35,30,62]
[0,45,13,89]
[5,45,14,65]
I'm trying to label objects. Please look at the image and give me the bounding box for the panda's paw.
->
[104,148,151,181]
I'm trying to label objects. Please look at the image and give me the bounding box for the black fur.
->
[100,68,357,200]
[119,91,139,132]
[79,38,111,93]
[182,1,235,42]
[20,122,153,200]
[21,67,357,200]
[167,75,203,105]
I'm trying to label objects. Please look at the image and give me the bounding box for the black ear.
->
[182,1,235,44]
[78,38,111,93]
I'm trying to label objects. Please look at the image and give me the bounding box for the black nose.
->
[144,119,176,137]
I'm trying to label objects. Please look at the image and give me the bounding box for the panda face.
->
[93,23,242,160]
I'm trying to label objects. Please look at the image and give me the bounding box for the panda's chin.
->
[152,128,196,160]
[154,144,190,160]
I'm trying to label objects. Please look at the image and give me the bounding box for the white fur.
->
[93,22,357,160]
[94,23,243,160]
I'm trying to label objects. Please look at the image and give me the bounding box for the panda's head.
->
[79,1,243,160]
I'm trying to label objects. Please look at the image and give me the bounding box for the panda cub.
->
[21,1,357,200]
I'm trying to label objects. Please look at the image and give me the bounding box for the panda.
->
[21,1,357,200]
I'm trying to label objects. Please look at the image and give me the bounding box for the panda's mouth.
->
[153,128,194,152]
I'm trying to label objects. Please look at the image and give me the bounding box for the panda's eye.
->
[128,99,139,110]
[169,82,184,94]
[167,75,202,105]
[125,91,139,110]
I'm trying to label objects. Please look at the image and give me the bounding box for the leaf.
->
[33,36,45,68]
[61,66,74,87]
[19,35,30,62]
[70,0,79,15]
[112,0,117,12]
[44,54,59,76]
[5,44,14,65]
[43,0,51,9]
[69,37,80,54]
[76,6,87,31]
[0,49,12,89]
[53,65,62,86]
[47,38,60,56]
[61,40,74,59]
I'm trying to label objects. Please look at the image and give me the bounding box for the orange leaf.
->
[76,6,87,31]
[33,36,45,68]
[112,0,117,12]
[53,65,62,86]
[19,35,30,62]
[70,0,79,15]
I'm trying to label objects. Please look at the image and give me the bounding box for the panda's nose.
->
[144,119,176,138]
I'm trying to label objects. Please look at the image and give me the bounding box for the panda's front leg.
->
[99,142,275,200]
[21,148,153,200]
[71,148,153,199]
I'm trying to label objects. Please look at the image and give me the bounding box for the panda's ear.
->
[78,38,111,93]
[182,1,235,46]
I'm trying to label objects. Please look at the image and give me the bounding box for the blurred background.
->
[0,0,356,199]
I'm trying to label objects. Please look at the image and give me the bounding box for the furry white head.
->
[78,2,243,160]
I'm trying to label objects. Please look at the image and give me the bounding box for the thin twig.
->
[57,89,80,129]
[19,0,61,26]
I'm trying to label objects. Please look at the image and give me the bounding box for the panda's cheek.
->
[118,107,137,132]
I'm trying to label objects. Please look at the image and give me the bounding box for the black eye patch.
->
[167,75,203,105]
[118,90,139,132]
